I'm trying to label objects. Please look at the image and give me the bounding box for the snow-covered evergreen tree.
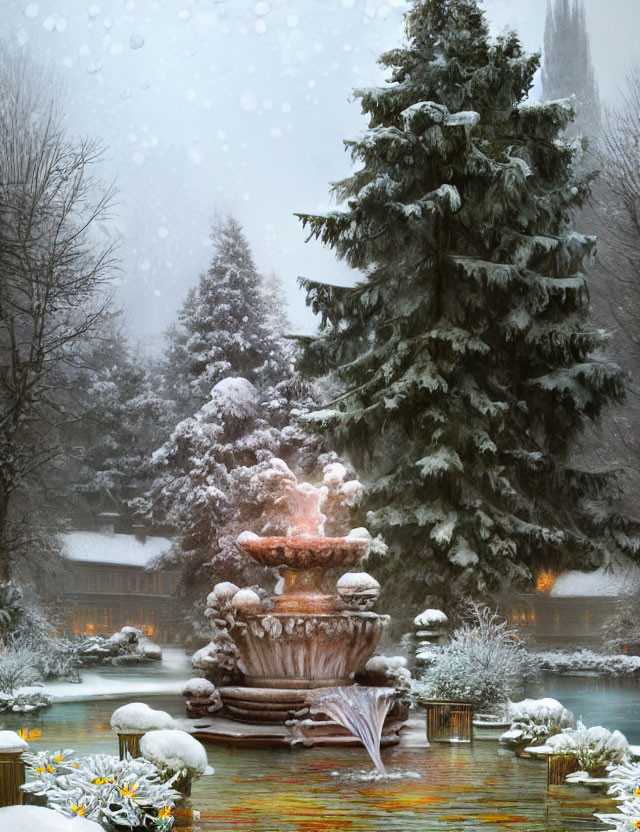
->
[296,0,639,604]
[142,375,359,598]
[162,217,290,418]
[72,320,169,525]
[543,0,600,137]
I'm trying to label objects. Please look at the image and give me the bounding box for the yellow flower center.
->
[634,820,640,830]
[46,765,55,773]
[92,777,108,785]
[54,754,64,763]
[70,804,85,816]
[34,766,45,774]
[635,786,640,798]
[158,806,172,819]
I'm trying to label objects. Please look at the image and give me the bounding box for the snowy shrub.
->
[416,605,528,713]
[539,721,630,775]
[22,748,180,830]
[33,637,83,682]
[0,645,42,694]
[139,730,208,787]
[602,600,640,653]
[533,649,640,677]
[499,697,574,748]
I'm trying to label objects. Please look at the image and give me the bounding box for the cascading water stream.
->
[306,686,396,775]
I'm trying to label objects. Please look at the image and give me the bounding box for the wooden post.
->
[547,754,580,786]
[423,700,474,743]
[0,751,25,808]
[118,732,144,760]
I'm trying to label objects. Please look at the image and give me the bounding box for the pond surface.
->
[540,673,640,743]
[1,693,613,832]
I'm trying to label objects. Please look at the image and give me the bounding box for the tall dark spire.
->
[543,0,601,136]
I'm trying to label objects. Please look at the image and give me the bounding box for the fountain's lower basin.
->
[230,611,389,689]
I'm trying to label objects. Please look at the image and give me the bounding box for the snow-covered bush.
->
[139,730,208,792]
[537,722,630,775]
[602,597,640,654]
[533,649,640,677]
[22,748,180,830]
[0,644,42,694]
[416,605,528,713]
[499,697,574,749]
[110,702,175,734]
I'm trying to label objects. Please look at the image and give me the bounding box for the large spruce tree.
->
[297,0,639,605]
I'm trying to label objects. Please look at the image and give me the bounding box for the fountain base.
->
[189,688,408,749]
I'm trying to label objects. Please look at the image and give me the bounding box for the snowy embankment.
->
[534,649,640,677]
[18,647,191,703]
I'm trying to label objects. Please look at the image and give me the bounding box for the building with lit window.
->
[503,563,640,646]
[60,530,180,640]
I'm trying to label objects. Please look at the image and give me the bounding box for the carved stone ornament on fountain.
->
[208,458,404,746]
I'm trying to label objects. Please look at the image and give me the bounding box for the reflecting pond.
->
[1,693,613,831]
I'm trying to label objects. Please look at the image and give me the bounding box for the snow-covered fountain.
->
[194,459,407,749]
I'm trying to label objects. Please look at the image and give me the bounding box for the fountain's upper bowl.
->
[237,532,370,569]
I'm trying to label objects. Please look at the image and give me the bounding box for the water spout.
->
[306,686,396,775]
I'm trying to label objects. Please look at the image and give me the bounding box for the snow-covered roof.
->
[60,531,171,567]
[549,563,640,598]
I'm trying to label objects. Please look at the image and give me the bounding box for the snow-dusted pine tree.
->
[296,0,639,604]
[142,375,363,598]
[162,217,290,418]
[71,320,169,525]
[543,0,601,137]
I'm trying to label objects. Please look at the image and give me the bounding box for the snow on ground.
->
[59,530,171,566]
[0,805,103,831]
[18,648,191,703]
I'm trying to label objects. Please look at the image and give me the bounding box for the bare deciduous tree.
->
[0,47,117,580]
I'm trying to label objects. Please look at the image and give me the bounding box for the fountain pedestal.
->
[191,460,406,748]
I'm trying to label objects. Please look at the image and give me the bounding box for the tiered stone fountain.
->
[193,460,407,748]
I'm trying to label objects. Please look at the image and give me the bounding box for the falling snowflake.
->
[129,32,144,49]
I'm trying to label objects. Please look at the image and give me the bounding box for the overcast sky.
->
[2,0,639,350]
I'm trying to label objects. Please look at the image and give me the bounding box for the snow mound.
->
[0,730,28,752]
[140,729,208,775]
[509,697,573,725]
[183,678,215,697]
[110,702,175,732]
[59,531,171,567]
[336,572,379,591]
[231,588,262,613]
[0,805,103,831]
[414,608,448,628]
[550,563,640,597]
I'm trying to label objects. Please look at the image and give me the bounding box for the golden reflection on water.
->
[3,695,611,832]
